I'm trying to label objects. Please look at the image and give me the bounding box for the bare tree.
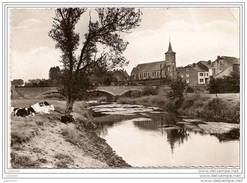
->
[49,8,142,114]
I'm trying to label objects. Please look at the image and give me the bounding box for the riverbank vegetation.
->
[117,84,240,124]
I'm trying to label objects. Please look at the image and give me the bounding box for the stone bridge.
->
[88,85,145,96]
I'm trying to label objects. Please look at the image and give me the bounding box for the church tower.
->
[165,41,176,80]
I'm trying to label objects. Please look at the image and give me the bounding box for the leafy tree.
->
[208,76,220,96]
[167,77,186,112]
[49,8,142,114]
[11,79,24,87]
[169,77,186,99]
[209,72,240,94]
[49,66,61,80]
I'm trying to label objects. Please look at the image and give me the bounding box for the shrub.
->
[185,86,194,93]
[142,86,158,96]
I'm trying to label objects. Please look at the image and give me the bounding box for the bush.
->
[200,98,239,123]
[185,86,194,93]
[142,86,158,96]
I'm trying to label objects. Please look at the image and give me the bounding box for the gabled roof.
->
[198,61,212,69]
[131,60,165,74]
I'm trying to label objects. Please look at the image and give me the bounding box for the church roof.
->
[131,60,165,74]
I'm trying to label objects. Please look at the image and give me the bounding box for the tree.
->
[11,79,24,87]
[209,76,220,96]
[168,77,186,111]
[49,66,61,81]
[49,8,142,114]
[169,77,186,99]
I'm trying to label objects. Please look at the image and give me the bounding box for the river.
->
[90,102,240,168]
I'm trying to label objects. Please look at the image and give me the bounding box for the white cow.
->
[31,101,55,114]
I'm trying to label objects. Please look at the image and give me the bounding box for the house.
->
[177,62,212,86]
[177,56,239,87]
[131,41,177,82]
[212,56,240,78]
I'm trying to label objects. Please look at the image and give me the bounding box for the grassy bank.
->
[11,99,129,168]
[179,94,240,123]
[117,86,169,109]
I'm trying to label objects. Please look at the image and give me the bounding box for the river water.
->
[90,103,240,167]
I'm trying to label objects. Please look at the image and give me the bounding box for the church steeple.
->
[168,40,173,51]
[167,40,174,53]
[165,39,176,80]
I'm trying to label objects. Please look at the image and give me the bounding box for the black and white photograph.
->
[1,1,246,182]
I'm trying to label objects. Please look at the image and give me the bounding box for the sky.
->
[9,8,239,81]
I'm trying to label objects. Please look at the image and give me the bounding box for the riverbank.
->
[11,99,130,168]
[117,86,240,124]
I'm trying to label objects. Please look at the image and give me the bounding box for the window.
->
[200,79,204,83]
[206,73,208,76]
[186,74,189,77]
[200,73,204,76]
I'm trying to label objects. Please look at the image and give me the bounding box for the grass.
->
[61,126,81,145]
[54,153,74,168]
[11,152,39,168]
[179,95,240,123]
[117,87,170,110]
[11,119,39,146]
[15,87,57,99]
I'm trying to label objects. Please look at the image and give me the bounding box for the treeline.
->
[12,66,129,88]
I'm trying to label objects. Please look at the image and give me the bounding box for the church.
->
[130,41,177,82]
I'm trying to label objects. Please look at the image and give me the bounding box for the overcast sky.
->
[10,8,239,81]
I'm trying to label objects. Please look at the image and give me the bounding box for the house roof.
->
[214,56,239,65]
[198,61,212,69]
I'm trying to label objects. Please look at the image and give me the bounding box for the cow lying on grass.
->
[31,101,55,114]
[12,107,36,117]
[11,101,55,117]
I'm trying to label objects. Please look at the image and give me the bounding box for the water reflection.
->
[166,128,189,153]
[124,119,190,153]
[91,103,239,167]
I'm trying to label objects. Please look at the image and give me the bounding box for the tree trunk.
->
[65,97,74,115]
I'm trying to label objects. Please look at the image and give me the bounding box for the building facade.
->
[177,57,239,87]
[131,41,177,81]
[177,62,212,87]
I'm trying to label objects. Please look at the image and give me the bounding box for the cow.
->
[31,101,55,114]
[13,107,36,117]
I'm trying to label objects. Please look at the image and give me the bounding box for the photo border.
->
[1,1,245,180]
